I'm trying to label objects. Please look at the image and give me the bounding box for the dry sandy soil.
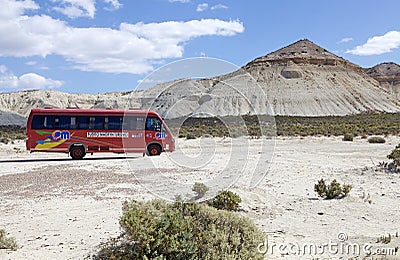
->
[1,136,400,259]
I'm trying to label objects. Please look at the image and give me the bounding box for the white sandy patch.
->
[0,136,399,259]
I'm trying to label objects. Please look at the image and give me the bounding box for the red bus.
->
[26,108,175,159]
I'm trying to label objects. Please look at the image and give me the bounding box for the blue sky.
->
[0,0,400,94]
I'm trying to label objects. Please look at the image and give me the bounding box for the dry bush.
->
[0,229,17,251]
[208,190,242,211]
[367,136,386,143]
[314,179,352,199]
[93,199,264,259]
[192,182,209,199]
[342,133,353,141]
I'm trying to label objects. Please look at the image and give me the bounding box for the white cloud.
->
[346,31,400,55]
[52,0,96,18]
[103,0,122,10]
[0,0,38,19]
[0,1,244,74]
[338,37,353,44]
[210,4,228,10]
[0,65,7,74]
[196,3,208,12]
[197,3,228,12]
[0,66,63,90]
[26,61,37,66]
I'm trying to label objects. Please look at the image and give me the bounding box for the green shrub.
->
[166,113,400,137]
[367,136,386,143]
[186,133,196,140]
[314,179,352,199]
[93,200,264,260]
[0,229,17,251]
[192,182,209,199]
[0,137,10,144]
[342,133,353,141]
[388,144,400,165]
[0,126,25,143]
[376,234,391,244]
[383,144,400,172]
[208,190,242,211]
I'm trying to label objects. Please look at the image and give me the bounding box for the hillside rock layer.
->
[0,39,399,122]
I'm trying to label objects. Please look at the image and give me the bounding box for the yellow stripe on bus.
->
[35,139,67,150]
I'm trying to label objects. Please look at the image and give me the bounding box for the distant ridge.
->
[366,62,400,97]
[0,39,399,121]
[367,62,400,80]
[0,110,26,126]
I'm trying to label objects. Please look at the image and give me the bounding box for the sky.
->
[0,0,400,94]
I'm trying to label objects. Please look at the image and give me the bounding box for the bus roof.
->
[29,108,160,117]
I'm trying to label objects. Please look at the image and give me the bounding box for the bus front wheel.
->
[70,146,85,160]
[147,144,161,156]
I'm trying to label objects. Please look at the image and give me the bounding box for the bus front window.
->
[146,117,162,132]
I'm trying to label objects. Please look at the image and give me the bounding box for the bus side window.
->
[122,116,136,130]
[58,116,72,129]
[108,116,122,130]
[136,117,145,130]
[44,116,54,129]
[78,116,90,129]
[91,116,104,130]
[31,115,44,129]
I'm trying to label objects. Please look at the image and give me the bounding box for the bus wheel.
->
[70,146,85,160]
[147,144,161,156]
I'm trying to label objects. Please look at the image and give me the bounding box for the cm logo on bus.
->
[52,130,71,141]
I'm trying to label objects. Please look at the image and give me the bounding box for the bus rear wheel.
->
[147,144,161,156]
[70,146,86,160]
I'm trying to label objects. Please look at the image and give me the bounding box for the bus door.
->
[122,116,147,152]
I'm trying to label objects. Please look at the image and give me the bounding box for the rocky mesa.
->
[366,62,400,98]
[0,39,400,122]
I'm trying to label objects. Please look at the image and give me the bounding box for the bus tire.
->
[70,146,86,160]
[147,144,162,156]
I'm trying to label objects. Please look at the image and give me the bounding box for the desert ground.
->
[1,136,400,259]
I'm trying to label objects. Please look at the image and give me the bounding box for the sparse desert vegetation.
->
[0,126,25,144]
[1,135,400,259]
[166,113,400,138]
[367,136,386,143]
[1,113,399,142]
[92,198,263,260]
[314,179,352,199]
[380,143,400,172]
[208,190,242,211]
[342,133,354,141]
[191,182,209,199]
[0,229,17,251]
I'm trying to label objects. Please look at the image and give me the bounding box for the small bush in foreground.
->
[209,190,242,211]
[0,229,17,251]
[314,179,352,199]
[342,133,354,141]
[381,144,400,172]
[367,136,386,143]
[93,200,264,259]
[376,234,391,244]
[192,182,209,199]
